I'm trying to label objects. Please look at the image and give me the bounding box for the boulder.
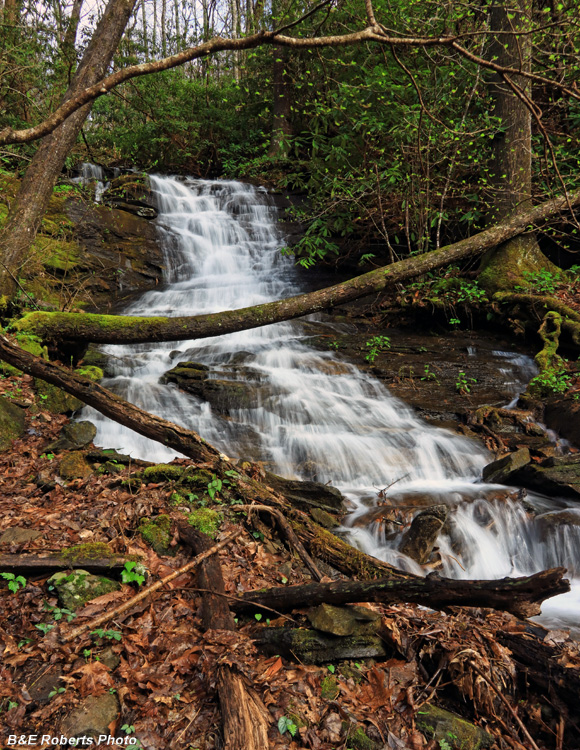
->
[255,627,388,664]
[308,604,358,636]
[482,446,531,484]
[514,453,580,500]
[416,704,493,749]
[47,420,97,452]
[264,470,347,512]
[58,451,93,480]
[60,693,119,742]
[400,505,447,564]
[537,509,580,535]
[48,569,120,610]
[544,396,580,449]
[34,379,82,414]
[0,396,25,451]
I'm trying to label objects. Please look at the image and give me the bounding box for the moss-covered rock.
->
[320,675,340,700]
[58,451,93,480]
[187,508,223,538]
[75,365,104,381]
[47,420,97,452]
[139,514,172,554]
[0,396,25,452]
[345,725,380,750]
[142,464,186,483]
[48,569,120,610]
[35,379,82,414]
[478,236,559,294]
[416,704,493,749]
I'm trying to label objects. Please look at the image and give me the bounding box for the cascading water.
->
[85,175,580,629]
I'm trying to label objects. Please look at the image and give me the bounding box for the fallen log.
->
[13,186,580,346]
[232,568,570,619]
[0,553,135,577]
[0,334,220,464]
[177,521,270,750]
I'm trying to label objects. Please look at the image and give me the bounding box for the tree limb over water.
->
[14,186,580,346]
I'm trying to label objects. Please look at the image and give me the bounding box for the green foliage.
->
[121,561,146,586]
[1,572,26,593]
[529,365,572,395]
[365,335,391,364]
[515,268,564,295]
[278,716,298,737]
[207,475,223,501]
[456,371,477,394]
[91,628,122,641]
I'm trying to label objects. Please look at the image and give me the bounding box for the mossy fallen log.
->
[13,186,580,345]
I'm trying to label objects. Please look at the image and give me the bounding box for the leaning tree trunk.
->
[0,0,136,305]
[478,0,558,293]
[12,184,580,346]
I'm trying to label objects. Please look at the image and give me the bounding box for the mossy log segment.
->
[233,567,569,619]
[0,554,133,577]
[0,334,220,463]
[13,188,580,346]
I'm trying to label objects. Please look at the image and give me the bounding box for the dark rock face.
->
[264,470,347,512]
[482,447,531,484]
[513,453,580,500]
[47,420,97,452]
[0,396,25,452]
[544,397,580,449]
[400,505,448,564]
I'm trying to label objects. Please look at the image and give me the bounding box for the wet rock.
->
[60,692,120,742]
[400,505,447,564]
[160,361,209,386]
[0,396,25,451]
[47,420,97,452]
[544,396,580,449]
[48,569,120,610]
[415,704,494,749]
[537,509,580,534]
[99,646,120,671]
[514,453,580,500]
[482,447,531,484]
[58,451,93,480]
[308,604,358,636]
[264,470,347,512]
[0,527,41,545]
[28,665,63,704]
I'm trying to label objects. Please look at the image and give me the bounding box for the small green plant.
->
[35,623,55,634]
[91,628,122,641]
[18,638,32,649]
[449,317,461,326]
[40,452,55,460]
[365,335,391,364]
[207,475,222,501]
[1,572,26,593]
[121,561,146,586]
[254,613,263,621]
[328,340,340,350]
[44,603,76,622]
[421,364,440,384]
[456,371,477,394]
[278,716,298,737]
[530,366,572,395]
[48,686,66,699]
[439,740,452,750]
[327,664,336,674]
[515,268,562,295]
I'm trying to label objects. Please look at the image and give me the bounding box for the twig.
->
[469,660,541,750]
[62,528,241,642]
[237,504,324,582]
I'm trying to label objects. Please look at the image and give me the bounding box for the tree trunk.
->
[13,184,580,345]
[234,568,569,619]
[0,0,137,304]
[177,521,270,750]
[478,0,557,292]
[269,45,292,157]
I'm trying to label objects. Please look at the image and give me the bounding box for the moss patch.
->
[75,365,104,381]
[48,569,120,611]
[142,464,185,483]
[186,508,223,538]
[345,725,380,750]
[139,514,172,554]
[320,675,339,700]
[35,380,82,414]
[0,397,25,452]
[478,236,560,294]
[60,542,117,563]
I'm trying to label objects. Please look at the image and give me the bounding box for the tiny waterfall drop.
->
[85,175,580,629]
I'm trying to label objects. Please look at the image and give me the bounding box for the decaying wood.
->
[62,528,240,643]
[177,521,270,750]
[237,504,323,582]
[13,185,580,346]
[0,553,134,576]
[233,568,570,619]
[0,334,220,464]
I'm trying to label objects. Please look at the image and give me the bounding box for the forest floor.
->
[2,365,580,750]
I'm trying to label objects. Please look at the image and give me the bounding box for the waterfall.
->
[84,175,580,630]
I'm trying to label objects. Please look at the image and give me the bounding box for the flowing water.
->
[83,175,580,629]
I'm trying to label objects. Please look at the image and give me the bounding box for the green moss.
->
[48,569,120,610]
[1,333,48,376]
[35,379,82,414]
[187,508,223,538]
[121,476,143,491]
[478,237,559,294]
[320,675,339,700]
[61,542,117,563]
[416,704,494,749]
[139,514,172,554]
[345,726,379,750]
[75,365,104,381]
[142,464,185,483]
[13,311,173,339]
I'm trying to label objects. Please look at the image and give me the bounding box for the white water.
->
[84,176,580,630]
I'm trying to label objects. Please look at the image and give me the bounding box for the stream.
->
[82,175,580,631]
